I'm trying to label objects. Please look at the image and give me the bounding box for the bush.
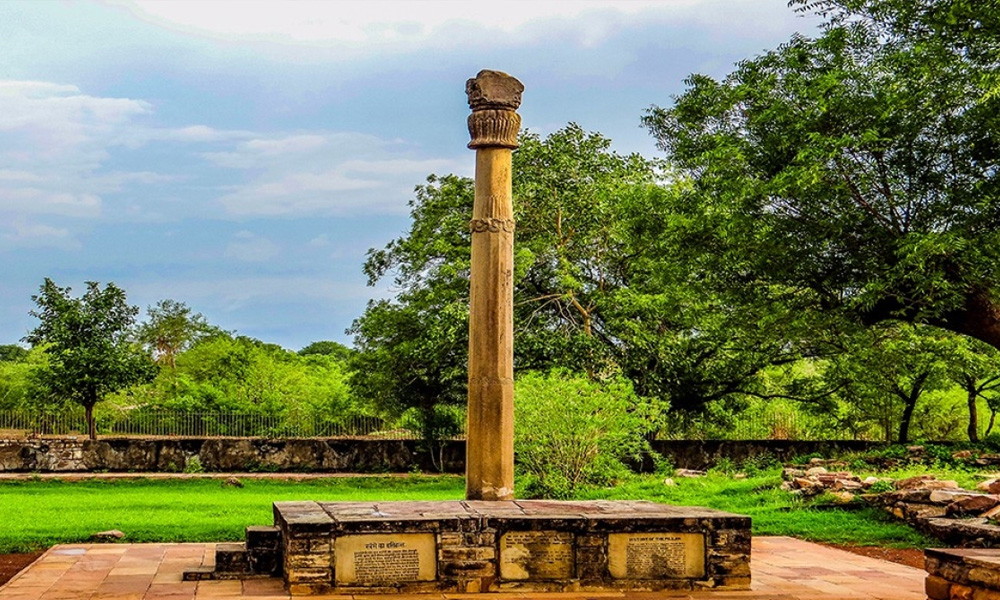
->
[514,369,665,498]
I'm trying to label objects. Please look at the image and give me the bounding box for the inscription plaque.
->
[334,533,436,584]
[608,533,705,579]
[500,530,574,580]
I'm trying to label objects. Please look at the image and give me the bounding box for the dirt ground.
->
[823,543,925,569]
[0,545,926,589]
[0,552,44,587]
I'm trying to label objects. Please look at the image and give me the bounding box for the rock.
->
[782,468,805,480]
[831,491,855,503]
[222,476,244,488]
[733,473,747,480]
[805,466,828,476]
[923,480,960,491]
[861,476,881,488]
[833,479,864,491]
[952,450,974,459]
[929,490,984,504]
[780,481,795,491]
[946,495,1000,517]
[793,477,818,490]
[662,478,676,487]
[976,479,1000,494]
[896,475,937,490]
[907,445,925,453]
[982,504,1000,521]
[92,530,125,540]
[675,469,706,478]
[809,457,826,465]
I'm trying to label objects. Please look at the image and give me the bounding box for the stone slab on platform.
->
[273,499,750,595]
[925,547,1000,600]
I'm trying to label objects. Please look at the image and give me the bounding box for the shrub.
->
[514,369,665,498]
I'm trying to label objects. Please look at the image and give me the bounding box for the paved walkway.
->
[0,537,925,600]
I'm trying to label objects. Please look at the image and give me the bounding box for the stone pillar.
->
[464,70,523,501]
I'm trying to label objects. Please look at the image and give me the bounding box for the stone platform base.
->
[925,548,1000,600]
[273,500,750,595]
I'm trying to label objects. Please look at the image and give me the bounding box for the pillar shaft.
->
[464,70,523,501]
[466,148,515,501]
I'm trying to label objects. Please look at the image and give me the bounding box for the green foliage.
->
[298,341,352,361]
[24,279,157,439]
[643,1,1000,353]
[116,334,363,435]
[183,456,204,474]
[514,369,664,498]
[0,344,28,362]
[137,299,222,368]
[867,479,895,494]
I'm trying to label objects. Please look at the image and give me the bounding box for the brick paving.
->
[0,536,925,600]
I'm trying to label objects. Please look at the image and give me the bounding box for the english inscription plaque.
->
[608,533,705,579]
[334,533,436,584]
[500,530,574,580]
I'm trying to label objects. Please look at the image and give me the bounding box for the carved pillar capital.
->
[466,70,524,150]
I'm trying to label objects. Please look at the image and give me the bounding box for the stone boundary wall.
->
[0,438,465,473]
[0,438,897,474]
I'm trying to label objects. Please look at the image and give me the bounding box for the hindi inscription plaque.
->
[499,530,574,580]
[334,533,436,584]
[607,533,705,579]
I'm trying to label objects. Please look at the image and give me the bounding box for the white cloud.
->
[111,0,805,60]
[224,230,280,262]
[209,132,461,216]
[0,220,80,249]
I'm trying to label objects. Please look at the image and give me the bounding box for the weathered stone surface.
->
[92,529,125,539]
[466,70,523,111]
[979,480,1000,494]
[270,500,749,594]
[897,475,938,490]
[948,495,1000,517]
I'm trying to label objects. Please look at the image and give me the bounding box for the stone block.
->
[926,575,952,600]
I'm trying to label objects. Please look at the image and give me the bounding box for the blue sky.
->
[0,1,820,350]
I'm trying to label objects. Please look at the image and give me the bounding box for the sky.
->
[0,0,821,350]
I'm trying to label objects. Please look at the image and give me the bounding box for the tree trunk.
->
[85,403,97,441]
[943,289,1000,352]
[898,397,915,444]
[967,383,980,442]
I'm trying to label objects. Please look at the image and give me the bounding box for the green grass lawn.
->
[0,476,464,553]
[0,467,961,553]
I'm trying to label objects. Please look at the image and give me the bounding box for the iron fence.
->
[0,409,428,439]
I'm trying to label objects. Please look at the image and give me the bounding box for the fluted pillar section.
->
[464,70,523,501]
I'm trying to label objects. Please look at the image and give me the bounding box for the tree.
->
[24,279,157,440]
[298,341,352,362]
[0,344,28,362]
[822,324,951,442]
[943,336,1000,441]
[350,125,811,421]
[137,299,220,368]
[642,1,1000,352]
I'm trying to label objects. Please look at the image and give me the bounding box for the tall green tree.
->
[137,299,220,368]
[642,0,1000,351]
[24,279,157,440]
[350,125,801,419]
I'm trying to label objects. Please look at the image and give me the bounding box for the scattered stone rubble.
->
[781,452,1000,547]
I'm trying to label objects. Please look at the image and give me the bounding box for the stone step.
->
[246,525,281,551]
[215,542,249,574]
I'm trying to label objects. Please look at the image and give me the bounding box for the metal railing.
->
[0,409,429,439]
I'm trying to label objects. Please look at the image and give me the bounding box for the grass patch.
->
[578,473,934,548]
[3,463,983,553]
[0,476,463,553]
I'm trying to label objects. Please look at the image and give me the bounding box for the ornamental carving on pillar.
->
[466,70,524,149]
[470,217,516,234]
